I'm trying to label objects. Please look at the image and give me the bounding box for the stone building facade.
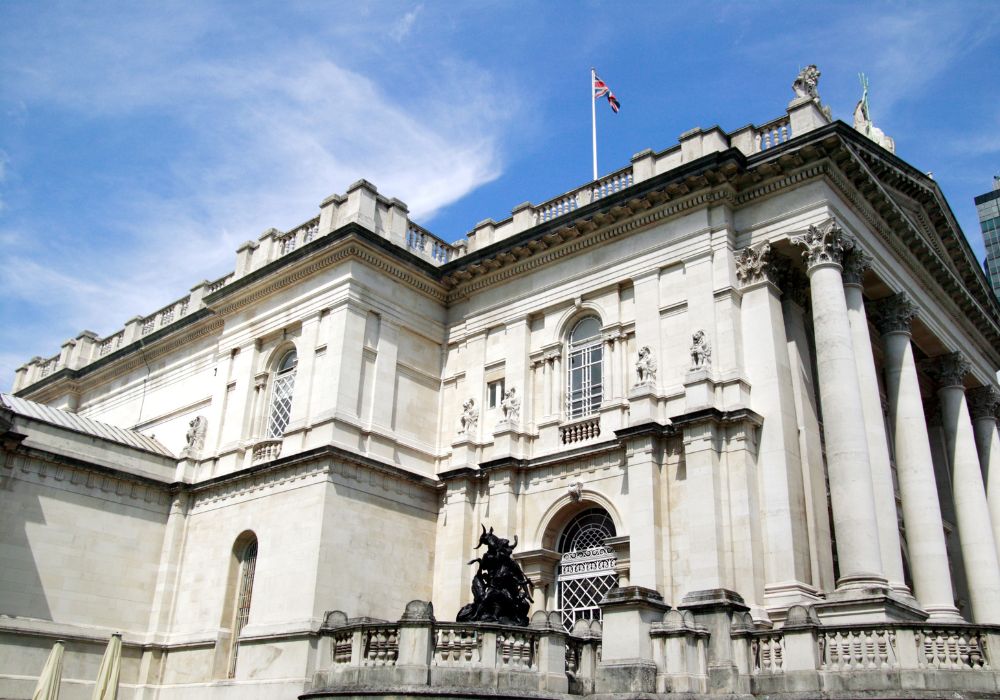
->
[4,74,1000,699]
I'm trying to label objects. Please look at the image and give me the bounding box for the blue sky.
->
[1,1,998,391]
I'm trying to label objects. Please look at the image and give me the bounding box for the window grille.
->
[567,317,603,419]
[228,538,258,678]
[558,508,617,631]
[266,351,297,438]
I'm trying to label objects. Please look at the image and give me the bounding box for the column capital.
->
[926,352,971,389]
[790,219,855,271]
[734,241,778,288]
[841,247,872,286]
[968,386,1000,420]
[868,292,917,335]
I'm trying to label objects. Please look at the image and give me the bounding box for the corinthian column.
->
[968,386,1000,567]
[842,250,907,594]
[931,353,1000,623]
[872,294,960,620]
[791,220,885,588]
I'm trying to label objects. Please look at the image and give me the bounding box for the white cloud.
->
[0,3,517,389]
[390,4,423,42]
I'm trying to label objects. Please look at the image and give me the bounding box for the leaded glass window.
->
[228,537,258,678]
[567,317,603,419]
[266,350,297,438]
[557,508,617,630]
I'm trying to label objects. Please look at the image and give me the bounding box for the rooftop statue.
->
[457,525,533,626]
[792,65,821,100]
[853,73,895,154]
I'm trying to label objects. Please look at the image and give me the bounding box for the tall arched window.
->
[267,350,297,438]
[557,507,617,630]
[227,534,258,678]
[567,317,603,419]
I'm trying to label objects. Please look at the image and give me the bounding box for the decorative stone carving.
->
[568,481,583,501]
[793,65,821,100]
[734,241,778,287]
[690,330,711,370]
[853,73,896,154]
[968,386,1000,420]
[500,387,520,422]
[457,525,532,626]
[635,346,657,386]
[182,415,207,458]
[841,247,871,286]
[790,219,855,270]
[869,292,917,335]
[927,352,971,389]
[458,398,479,435]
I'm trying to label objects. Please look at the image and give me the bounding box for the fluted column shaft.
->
[842,251,906,592]
[792,222,885,587]
[874,294,960,620]
[935,354,1000,623]
[969,387,1000,569]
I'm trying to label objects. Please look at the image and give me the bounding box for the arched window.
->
[567,317,603,419]
[266,350,297,438]
[557,507,617,630]
[227,535,258,678]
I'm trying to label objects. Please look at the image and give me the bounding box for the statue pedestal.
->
[597,586,670,694]
[627,383,660,425]
[449,436,482,469]
[492,420,527,458]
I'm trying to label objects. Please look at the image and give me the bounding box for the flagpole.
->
[591,67,598,181]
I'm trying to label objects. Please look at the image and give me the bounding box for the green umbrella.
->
[32,640,65,700]
[91,633,122,700]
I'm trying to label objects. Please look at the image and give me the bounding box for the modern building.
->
[976,176,1000,301]
[4,70,1000,699]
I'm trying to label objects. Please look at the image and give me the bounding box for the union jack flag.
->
[593,73,620,113]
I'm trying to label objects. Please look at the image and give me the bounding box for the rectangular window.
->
[487,379,505,409]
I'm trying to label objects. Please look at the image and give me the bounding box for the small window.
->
[487,379,505,409]
[267,350,297,438]
[228,536,258,678]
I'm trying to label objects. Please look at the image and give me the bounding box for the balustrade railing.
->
[918,628,988,669]
[592,168,633,201]
[755,116,792,152]
[560,416,601,444]
[98,331,124,357]
[207,273,233,294]
[362,626,399,666]
[406,222,455,264]
[820,627,897,670]
[433,625,481,666]
[496,629,538,670]
[539,194,579,222]
[752,633,785,673]
[251,438,282,463]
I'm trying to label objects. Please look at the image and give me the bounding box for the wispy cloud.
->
[390,4,423,42]
[0,3,517,389]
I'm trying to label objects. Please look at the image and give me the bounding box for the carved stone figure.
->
[500,387,520,422]
[792,65,821,100]
[183,415,207,457]
[853,73,896,154]
[458,399,479,436]
[690,331,712,370]
[457,525,533,626]
[568,481,583,501]
[635,346,657,385]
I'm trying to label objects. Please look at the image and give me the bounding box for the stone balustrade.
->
[308,603,598,697]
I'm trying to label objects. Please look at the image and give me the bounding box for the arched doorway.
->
[557,507,618,630]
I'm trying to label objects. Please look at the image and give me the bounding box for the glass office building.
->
[976,176,1000,301]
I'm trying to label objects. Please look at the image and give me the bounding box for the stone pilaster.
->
[842,258,908,596]
[968,386,1000,570]
[929,353,1000,623]
[791,220,886,589]
[871,294,960,620]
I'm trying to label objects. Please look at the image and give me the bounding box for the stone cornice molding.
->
[926,352,971,389]
[790,219,855,271]
[869,292,918,336]
[841,247,872,286]
[968,386,1000,421]
[734,241,778,288]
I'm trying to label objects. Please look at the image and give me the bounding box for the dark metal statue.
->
[456,525,533,626]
